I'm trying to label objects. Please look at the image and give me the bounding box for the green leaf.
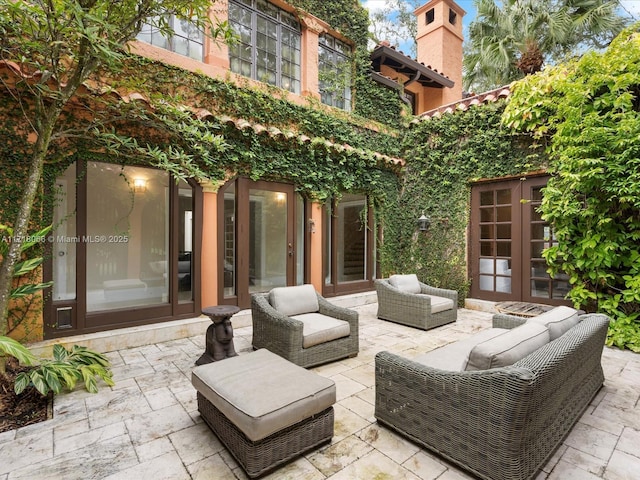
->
[42,367,63,394]
[10,281,54,299]
[0,336,39,365]
[14,372,30,395]
[13,257,44,277]
[29,370,49,396]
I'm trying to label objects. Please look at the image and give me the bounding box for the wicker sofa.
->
[375,274,458,330]
[375,308,610,480]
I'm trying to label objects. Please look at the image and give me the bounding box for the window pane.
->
[480,207,494,222]
[496,189,511,204]
[496,241,511,257]
[496,223,511,239]
[480,190,494,206]
[52,164,77,301]
[178,180,194,302]
[86,163,169,312]
[338,194,366,282]
[496,206,511,222]
[480,224,493,239]
[173,36,189,56]
[480,242,493,256]
[188,41,203,61]
[224,183,236,298]
[249,189,287,292]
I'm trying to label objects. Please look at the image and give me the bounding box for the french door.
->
[219,178,299,309]
[469,175,570,305]
[323,194,375,296]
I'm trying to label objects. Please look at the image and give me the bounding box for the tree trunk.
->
[0,113,59,337]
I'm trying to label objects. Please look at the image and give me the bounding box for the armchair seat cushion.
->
[291,313,351,348]
[416,294,455,314]
[269,284,319,317]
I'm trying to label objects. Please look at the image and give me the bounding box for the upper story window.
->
[318,34,352,111]
[137,15,204,61]
[228,0,301,94]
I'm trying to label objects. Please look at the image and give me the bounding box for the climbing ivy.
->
[287,0,407,128]
[379,102,547,300]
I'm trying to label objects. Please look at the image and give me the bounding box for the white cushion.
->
[413,328,508,371]
[528,306,579,340]
[192,349,336,442]
[464,322,550,371]
[291,313,351,348]
[416,294,454,313]
[269,284,319,317]
[389,274,421,294]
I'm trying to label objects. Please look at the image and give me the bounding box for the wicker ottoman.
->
[192,349,335,478]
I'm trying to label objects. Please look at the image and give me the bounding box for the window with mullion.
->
[137,15,203,61]
[228,0,301,94]
[318,34,352,111]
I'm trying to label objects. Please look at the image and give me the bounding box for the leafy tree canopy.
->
[464,0,628,92]
[503,23,640,351]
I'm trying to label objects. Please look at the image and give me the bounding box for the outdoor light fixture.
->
[133,178,147,193]
[417,212,431,232]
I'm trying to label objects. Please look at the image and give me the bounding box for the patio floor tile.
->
[2,303,639,479]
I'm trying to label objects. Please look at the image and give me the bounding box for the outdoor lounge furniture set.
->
[191,278,610,480]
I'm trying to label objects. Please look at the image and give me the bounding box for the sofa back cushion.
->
[269,284,319,317]
[389,274,421,294]
[528,306,579,340]
[465,322,550,371]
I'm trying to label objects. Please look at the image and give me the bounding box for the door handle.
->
[288,243,293,257]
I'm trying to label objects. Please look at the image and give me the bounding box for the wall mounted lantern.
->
[133,178,147,193]
[417,212,431,232]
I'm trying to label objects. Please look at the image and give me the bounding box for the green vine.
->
[378,101,547,300]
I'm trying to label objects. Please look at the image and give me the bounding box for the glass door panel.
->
[85,162,169,312]
[525,183,570,302]
[249,188,288,292]
[220,179,296,308]
[52,164,77,301]
[178,179,194,302]
[477,188,512,294]
[337,194,366,282]
[223,183,236,297]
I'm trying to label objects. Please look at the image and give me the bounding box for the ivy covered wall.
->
[287,0,408,128]
[378,102,548,300]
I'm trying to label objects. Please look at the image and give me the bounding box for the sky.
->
[361,0,640,54]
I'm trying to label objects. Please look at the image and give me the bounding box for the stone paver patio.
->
[1,303,640,479]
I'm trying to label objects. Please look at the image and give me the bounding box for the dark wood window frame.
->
[228,0,302,94]
[44,161,202,339]
[323,195,375,297]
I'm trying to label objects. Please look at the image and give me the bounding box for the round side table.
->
[196,305,241,365]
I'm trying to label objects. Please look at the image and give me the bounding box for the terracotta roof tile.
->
[416,85,511,122]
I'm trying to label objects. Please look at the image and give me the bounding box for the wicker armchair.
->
[251,285,359,368]
[375,274,457,330]
[375,313,610,480]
